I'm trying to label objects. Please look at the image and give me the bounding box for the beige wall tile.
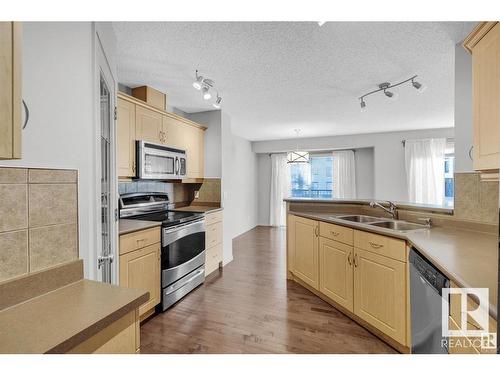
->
[29,184,77,227]
[0,184,28,232]
[0,230,28,282]
[0,168,28,184]
[29,224,78,272]
[29,169,77,184]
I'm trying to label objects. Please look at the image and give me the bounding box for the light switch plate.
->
[194,190,200,199]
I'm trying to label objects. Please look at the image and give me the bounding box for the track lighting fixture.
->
[192,70,222,107]
[358,75,424,111]
[202,87,212,100]
[213,94,222,109]
[192,70,203,90]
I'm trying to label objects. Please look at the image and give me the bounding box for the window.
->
[444,155,454,207]
[290,155,333,198]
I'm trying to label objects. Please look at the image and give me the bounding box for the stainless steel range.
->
[119,192,206,311]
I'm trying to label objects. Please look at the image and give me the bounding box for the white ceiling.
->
[112,22,476,141]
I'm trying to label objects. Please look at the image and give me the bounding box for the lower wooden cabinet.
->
[353,248,406,345]
[67,309,140,354]
[120,243,160,318]
[289,215,319,289]
[288,214,408,347]
[205,211,223,276]
[319,237,354,312]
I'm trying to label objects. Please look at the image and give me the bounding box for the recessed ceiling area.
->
[112,22,476,141]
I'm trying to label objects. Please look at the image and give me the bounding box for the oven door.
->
[161,219,205,287]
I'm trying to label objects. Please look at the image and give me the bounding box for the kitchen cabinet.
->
[463,22,500,174]
[353,247,406,345]
[289,215,319,289]
[135,105,164,145]
[319,237,354,312]
[119,227,161,320]
[288,214,409,349]
[117,97,136,177]
[205,210,223,276]
[0,22,22,160]
[116,92,206,180]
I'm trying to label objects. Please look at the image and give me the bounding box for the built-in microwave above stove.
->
[136,140,187,180]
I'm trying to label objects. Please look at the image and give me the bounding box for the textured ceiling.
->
[112,22,476,141]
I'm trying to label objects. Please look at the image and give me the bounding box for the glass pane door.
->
[100,74,112,283]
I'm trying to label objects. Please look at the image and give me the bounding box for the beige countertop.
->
[119,219,162,235]
[289,211,498,319]
[0,278,148,353]
[174,205,223,213]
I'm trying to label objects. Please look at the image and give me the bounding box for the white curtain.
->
[404,138,446,205]
[332,150,356,199]
[270,154,291,226]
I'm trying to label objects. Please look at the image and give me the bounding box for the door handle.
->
[353,253,358,268]
[330,231,340,236]
[347,251,352,266]
[22,99,30,129]
[369,241,383,249]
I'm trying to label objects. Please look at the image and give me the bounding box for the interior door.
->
[95,28,117,284]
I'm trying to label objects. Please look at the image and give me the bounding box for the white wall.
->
[186,110,222,178]
[0,22,97,277]
[253,128,454,216]
[454,44,474,173]
[221,113,259,264]
[354,147,375,199]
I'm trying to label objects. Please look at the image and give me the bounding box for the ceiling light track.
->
[358,75,426,111]
[192,70,222,108]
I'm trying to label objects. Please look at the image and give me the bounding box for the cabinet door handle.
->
[354,253,358,268]
[347,251,352,266]
[331,231,340,236]
[369,241,383,249]
[22,99,30,129]
[315,226,319,237]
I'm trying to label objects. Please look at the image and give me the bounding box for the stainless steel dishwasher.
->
[409,247,450,354]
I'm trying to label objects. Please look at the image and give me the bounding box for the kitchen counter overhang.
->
[0,260,148,354]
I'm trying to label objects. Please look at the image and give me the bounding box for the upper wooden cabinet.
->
[117,98,136,177]
[117,92,206,180]
[289,215,319,289]
[463,22,500,172]
[135,105,164,145]
[0,22,22,160]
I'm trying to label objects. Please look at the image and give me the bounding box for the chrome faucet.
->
[369,200,398,220]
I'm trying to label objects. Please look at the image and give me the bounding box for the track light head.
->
[360,99,367,112]
[384,90,393,98]
[412,79,426,93]
[193,70,203,90]
[202,86,212,100]
[213,94,222,109]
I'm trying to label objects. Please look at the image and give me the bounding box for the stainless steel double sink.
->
[333,215,428,232]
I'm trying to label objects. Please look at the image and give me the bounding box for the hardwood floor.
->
[140,226,397,353]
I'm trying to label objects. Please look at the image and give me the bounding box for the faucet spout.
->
[369,200,398,220]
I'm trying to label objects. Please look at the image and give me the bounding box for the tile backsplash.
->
[118,180,173,195]
[192,178,221,204]
[454,172,499,224]
[0,167,79,282]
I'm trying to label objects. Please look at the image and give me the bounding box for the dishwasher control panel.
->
[409,248,449,294]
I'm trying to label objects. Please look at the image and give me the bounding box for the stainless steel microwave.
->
[136,140,187,180]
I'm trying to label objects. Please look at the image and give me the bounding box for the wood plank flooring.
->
[140,226,397,353]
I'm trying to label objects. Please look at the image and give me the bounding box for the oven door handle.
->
[164,267,205,295]
[163,219,205,246]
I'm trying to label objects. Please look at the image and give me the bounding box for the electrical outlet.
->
[194,190,200,199]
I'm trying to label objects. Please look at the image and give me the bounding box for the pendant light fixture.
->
[287,129,310,164]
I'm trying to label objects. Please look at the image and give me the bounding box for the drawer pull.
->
[136,238,146,243]
[331,231,340,236]
[368,241,383,249]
